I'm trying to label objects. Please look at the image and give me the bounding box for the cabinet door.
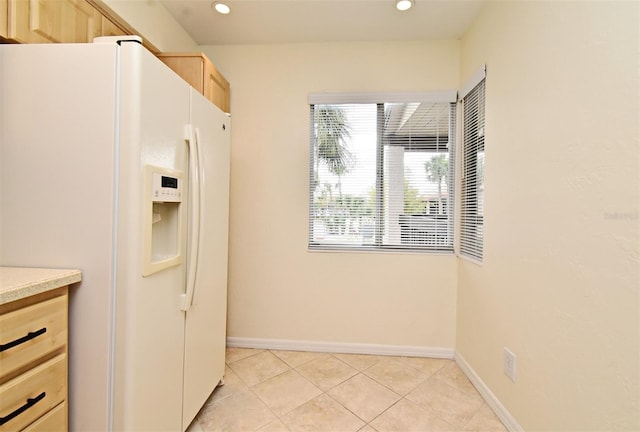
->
[1,0,7,38]
[100,15,124,37]
[203,59,230,113]
[8,0,101,43]
[157,53,231,113]
[157,55,205,94]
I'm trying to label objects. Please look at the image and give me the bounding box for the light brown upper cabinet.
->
[2,0,133,45]
[1,0,8,39]
[7,0,102,43]
[157,53,231,113]
[100,15,124,37]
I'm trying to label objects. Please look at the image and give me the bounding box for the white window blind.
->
[309,94,456,252]
[460,78,486,261]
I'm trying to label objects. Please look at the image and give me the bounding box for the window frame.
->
[308,91,457,253]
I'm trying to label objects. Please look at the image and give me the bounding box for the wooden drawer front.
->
[0,354,66,431]
[0,295,67,380]
[22,401,66,432]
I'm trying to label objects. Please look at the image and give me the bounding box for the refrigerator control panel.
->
[143,165,184,276]
[152,172,182,203]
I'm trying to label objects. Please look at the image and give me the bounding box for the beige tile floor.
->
[189,348,508,432]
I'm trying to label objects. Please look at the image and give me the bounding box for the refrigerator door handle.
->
[190,128,206,308]
[182,124,201,312]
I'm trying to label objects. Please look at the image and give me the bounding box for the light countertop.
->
[0,267,82,305]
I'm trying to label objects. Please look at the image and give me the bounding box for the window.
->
[460,72,486,261]
[308,93,456,252]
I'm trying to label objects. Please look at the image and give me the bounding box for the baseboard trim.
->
[455,352,524,432]
[226,337,455,359]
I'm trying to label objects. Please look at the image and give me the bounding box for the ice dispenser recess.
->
[142,165,184,276]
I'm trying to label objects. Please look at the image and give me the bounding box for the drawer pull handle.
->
[0,327,47,352]
[0,392,46,426]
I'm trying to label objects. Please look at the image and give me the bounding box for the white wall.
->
[457,1,639,430]
[103,0,197,52]
[201,41,460,350]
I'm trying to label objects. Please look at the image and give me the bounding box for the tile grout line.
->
[255,350,446,431]
[257,351,377,431]
[267,352,360,431]
[205,348,506,432]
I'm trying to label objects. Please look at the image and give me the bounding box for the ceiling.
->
[159,0,486,45]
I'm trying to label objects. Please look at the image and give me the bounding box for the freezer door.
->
[112,41,190,432]
[182,88,231,430]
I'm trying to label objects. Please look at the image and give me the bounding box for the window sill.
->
[308,245,455,256]
[457,252,483,266]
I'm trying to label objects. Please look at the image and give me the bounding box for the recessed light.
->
[395,0,414,11]
[212,2,230,14]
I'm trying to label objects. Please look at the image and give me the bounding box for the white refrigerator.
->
[0,37,230,431]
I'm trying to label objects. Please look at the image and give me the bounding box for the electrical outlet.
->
[504,347,516,381]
